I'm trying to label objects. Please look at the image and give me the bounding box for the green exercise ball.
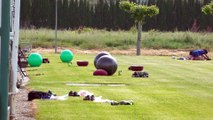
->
[27,53,43,67]
[60,50,74,63]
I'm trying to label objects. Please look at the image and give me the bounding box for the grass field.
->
[19,29,213,50]
[26,52,213,120]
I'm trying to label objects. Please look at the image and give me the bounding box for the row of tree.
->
[20,0,213,31]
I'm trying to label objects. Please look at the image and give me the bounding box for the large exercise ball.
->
[94,51,110,68]
[60,50,74,63]
[27,53,43,67]
[96,55,118,75]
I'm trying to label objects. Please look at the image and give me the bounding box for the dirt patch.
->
[32,47,191,56]
[14,74,36,120]
[15,87,36,120]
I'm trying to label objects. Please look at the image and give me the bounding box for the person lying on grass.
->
[189,49,211,60]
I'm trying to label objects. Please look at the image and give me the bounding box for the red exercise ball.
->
[93,69,108,76]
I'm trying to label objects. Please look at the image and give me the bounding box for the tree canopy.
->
[202,1,213,15]
[119,0,159,22]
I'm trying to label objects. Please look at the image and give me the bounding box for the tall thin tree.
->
[119,0,159,55]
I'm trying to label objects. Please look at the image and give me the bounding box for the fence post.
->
[9,0,21,119]
[55,0,58,53]
[0,0,11,120]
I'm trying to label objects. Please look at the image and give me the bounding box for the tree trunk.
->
[136,21,142,56]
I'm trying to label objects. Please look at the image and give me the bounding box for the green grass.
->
[26,53,213,120]
[19,29,213,50]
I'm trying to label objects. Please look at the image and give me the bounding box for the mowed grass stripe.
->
[26,53,213,120]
